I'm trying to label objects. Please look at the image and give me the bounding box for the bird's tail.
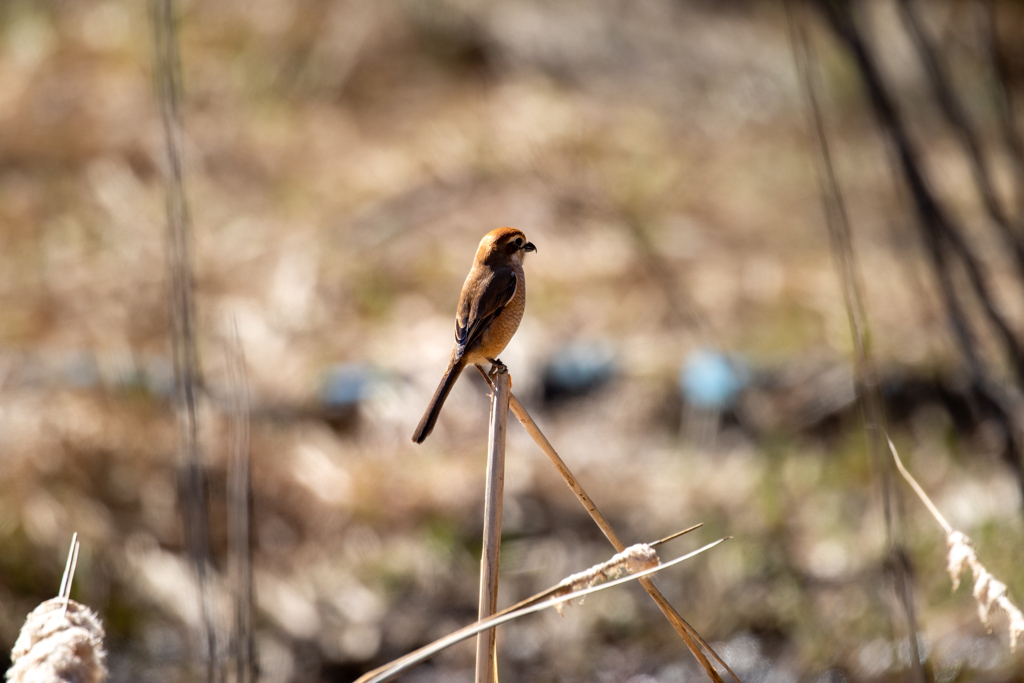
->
[412,358,466,443]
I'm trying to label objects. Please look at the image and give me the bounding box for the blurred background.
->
[2,0,1024,681]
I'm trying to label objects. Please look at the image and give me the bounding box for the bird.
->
[412,227,537,443]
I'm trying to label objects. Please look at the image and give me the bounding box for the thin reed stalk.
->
[151,0,216,677]
[225,322,256,683]
[476,369,510,683]
[786,3,925,679]
[355,537,729,683]
[811,0,1024,496]
[58,533,79,601]
[504,389,736,683]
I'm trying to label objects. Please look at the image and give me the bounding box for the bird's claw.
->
[485,358,513,390]
[486,358,508,378]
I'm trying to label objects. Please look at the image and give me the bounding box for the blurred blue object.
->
[681,349,747,410]
[62,351,100,388]
[322,364,371,407]
[542,342,616,404]
[142,355,175,397]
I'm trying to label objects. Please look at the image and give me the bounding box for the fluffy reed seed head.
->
[6,598,107,683]
[946,530,1024,651]
[552,543,661,614]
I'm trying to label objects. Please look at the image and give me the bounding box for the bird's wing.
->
[454,266,518,360]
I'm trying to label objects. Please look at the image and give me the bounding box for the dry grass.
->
[889,437,1024,651]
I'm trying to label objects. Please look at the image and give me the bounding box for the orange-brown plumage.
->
[412,227,536,443]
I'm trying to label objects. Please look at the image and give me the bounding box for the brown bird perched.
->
[412,227,537,443]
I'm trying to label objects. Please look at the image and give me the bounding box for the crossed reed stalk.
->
[346,359,732,683]
[460,365,737,683]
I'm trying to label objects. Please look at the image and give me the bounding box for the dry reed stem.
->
[61,542,80,620]
[506,392,736,683]
[652,523,704,547]
[354,538,729,683]
[888,437,1024,650]
[787,4,925,679]
[225,322,256,683]
[476,369,510,683]
[57,534,78,602]
[57,533,81,621]
[7,598,107,683]
[151,0,217,676]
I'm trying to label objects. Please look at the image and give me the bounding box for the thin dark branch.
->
[785,4,924,681]
[978,0,1024,225]
[875,0,1024,389]
[813,2,1024,488]
[151,0,218,679]
[896,0,1024,285]
[226,322,256,683]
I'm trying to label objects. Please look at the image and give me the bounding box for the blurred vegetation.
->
[1,1,1024,682]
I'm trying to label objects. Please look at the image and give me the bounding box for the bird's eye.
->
[514,238,523,248]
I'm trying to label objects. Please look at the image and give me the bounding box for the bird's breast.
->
[472,262,526,360]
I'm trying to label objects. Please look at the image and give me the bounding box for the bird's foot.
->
[486,358,509,379]
[486,359,513,391]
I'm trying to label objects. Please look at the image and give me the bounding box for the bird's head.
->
[478,227,537,264]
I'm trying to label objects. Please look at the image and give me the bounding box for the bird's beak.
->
[523,242,537,253]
